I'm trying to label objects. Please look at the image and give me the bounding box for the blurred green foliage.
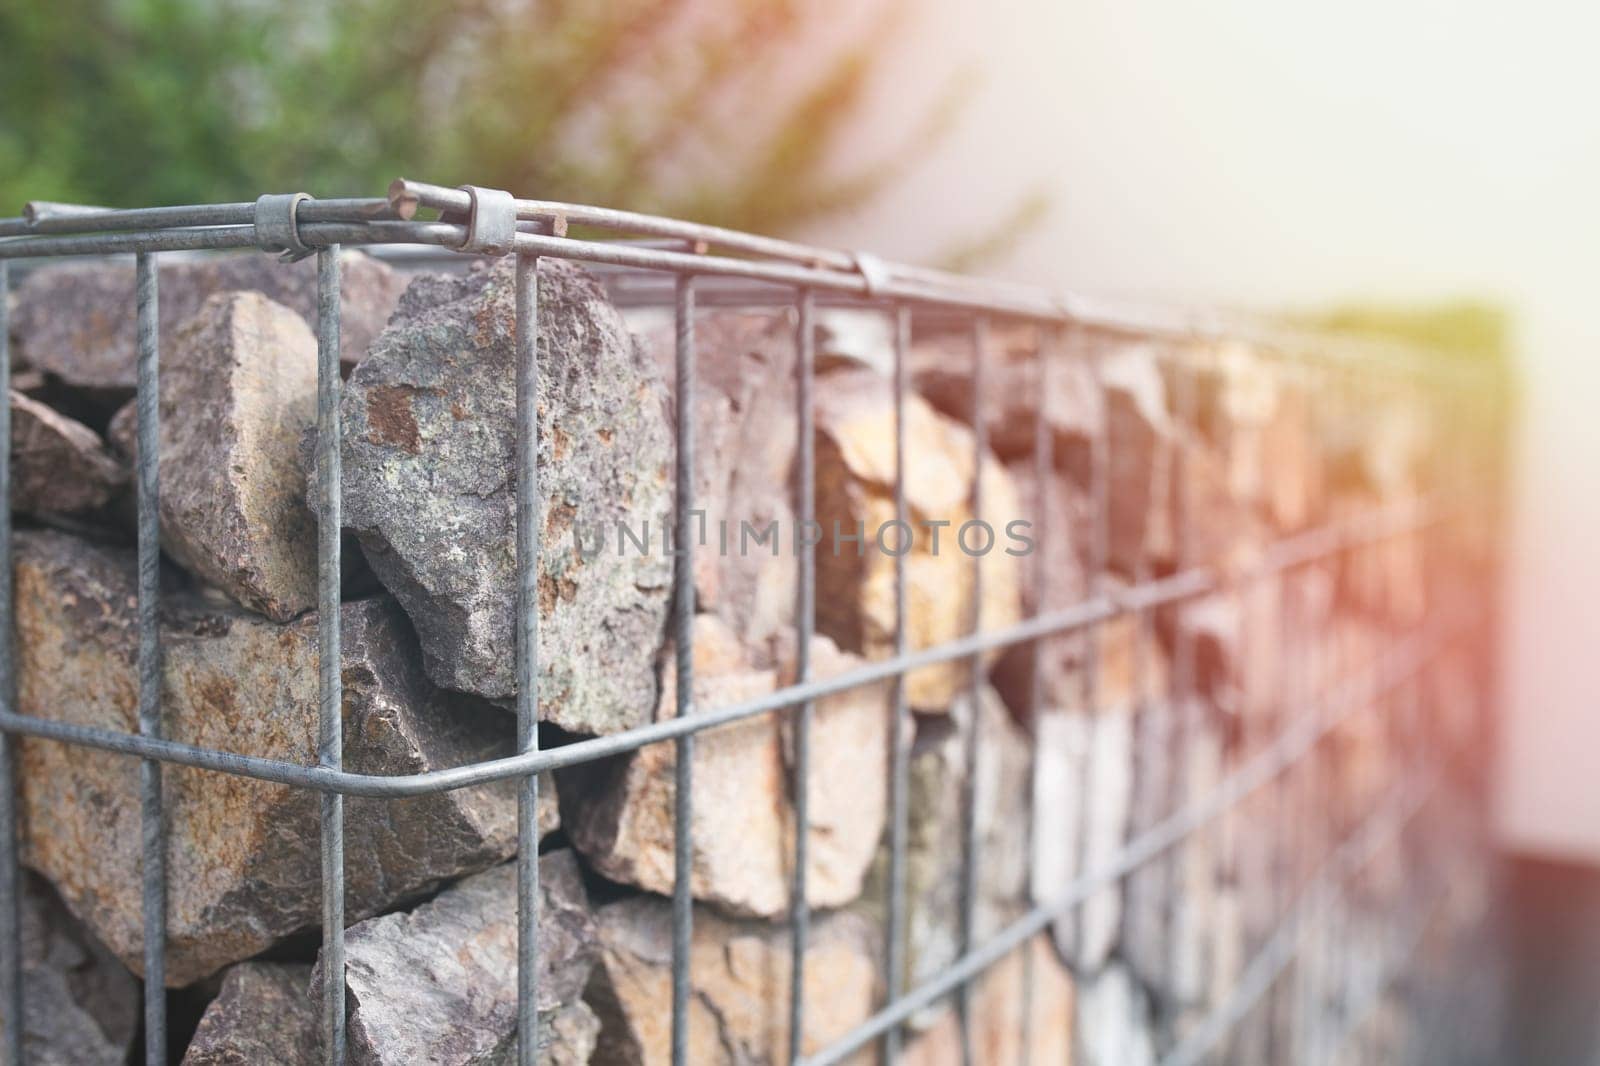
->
[1290,300,1511,368]
[0,0,962,233]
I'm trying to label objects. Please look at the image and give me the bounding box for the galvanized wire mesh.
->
[0,179,1500,1066]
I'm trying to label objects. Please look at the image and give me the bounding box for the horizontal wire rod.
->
[795,617,1464,1066]
[2,197,397,237]
[0,180,1488,381]
[388,178,859,272]
[0,497,1450,798]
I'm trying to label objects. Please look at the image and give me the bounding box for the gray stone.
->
[330,259,672,730]
[586,896,879,1066]
[1119,703,1177,1008]
[4,873,137,1066]
[1120,701,1224,1017]
[8,390,126,517]
[181,962,316,1066]
[1075,962,1156,1066]
[14,529,549,986]
[858,685,1030,1026]
[8,250,405,404]
[185,961,598,1066]
[108,291,320,621]
[1032,705,1134,974]
[319,852,598,1066]
[563,614,889,918]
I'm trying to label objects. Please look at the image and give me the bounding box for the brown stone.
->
[108,291,320,621]
[8,389,126,518]
[14,529,551,986]
[8,250,405,406]
[1101,344,1174,578]
[1257,384,1322,531]
[814,367,1022,711]
[637,310,800,647]
[1166,429,1264,576]
[586,896,879,1066]
[563,614,889,918]
[899,937,1075,1066]
[988,461,1092,722]
[911,321,1103,477]
[1333,492,1427,625]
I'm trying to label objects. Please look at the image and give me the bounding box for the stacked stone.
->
[2,251,1497,1065]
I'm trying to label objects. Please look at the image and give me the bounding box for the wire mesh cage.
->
[0,180,1502,1066]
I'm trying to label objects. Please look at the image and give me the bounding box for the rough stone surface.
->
[1176,580,1282,722]
[1119,702,1178,1010]
[989,460,1092,720]
[900,937,1075,1066]
[1167,428,1264,576]
[108,291,320,621]
[814,367,1022,711]
[14,529,549,986]
[563,614,889,918]
[181,962,316,1066]
[911,322,1104,478]
[638,310,800,647]
[1075,962,1156,1066]
[858,685,1031,1024]
[8,389,126,517]
[8,251,405,404]
[4,873,137,1066]
[586,896,879,1066]
[1032,704,1134,974]
[1120,703,1224,1014]
[1257,383,1322,531]
[1333,491,1427,625]
[330,258,672,729]
[1100,344,1174,578]
[323,853,598,1066]
[185,961,598,1066]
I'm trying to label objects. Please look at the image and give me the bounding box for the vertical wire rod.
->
[956,312,989,1066]
[1076,327,1109,970]
[1017,324,1055,1066]
[134,251,168,1065]
[514,253,542,1066]
[1166,350,1200,1027]
[0,260,21,1066]
[882,302,912,1065]
[316,247,346,1066]
[670,273,697,1066]
[788,286,817,1065]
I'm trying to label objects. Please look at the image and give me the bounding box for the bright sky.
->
[806,0,1600,861]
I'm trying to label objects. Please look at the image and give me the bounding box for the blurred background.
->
[2,0,1595,1060]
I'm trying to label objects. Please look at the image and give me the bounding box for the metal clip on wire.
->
[456,185,517,256]
[254,192,316,262]
[850,250,890,298]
